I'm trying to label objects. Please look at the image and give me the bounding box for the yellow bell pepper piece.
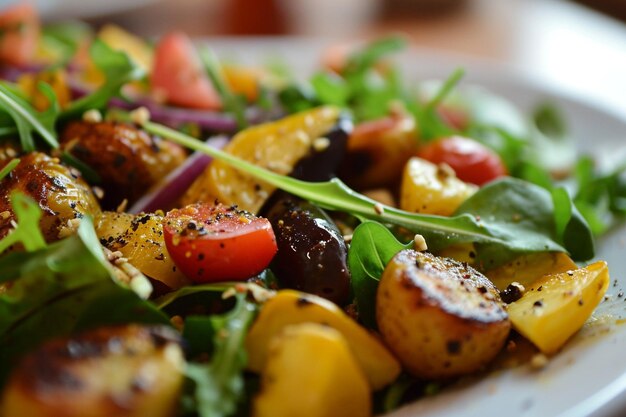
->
[507,261,609,355]
[246,290,400,390]
[253,323,371,417]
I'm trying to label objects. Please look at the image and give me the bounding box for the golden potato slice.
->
[183,106,340,213]
[507,261,609,355]
[1,325,185,417]
[253,323,371,417]
[399,157,477,216]
[377,250,510,379]
[95,211,191,291]
[246,290,400,390]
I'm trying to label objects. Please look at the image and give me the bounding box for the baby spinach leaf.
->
[348,221,411,328]
[183,293,257,417]
[455,177,594,268]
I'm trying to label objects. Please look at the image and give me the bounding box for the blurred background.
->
[10,0,626,118]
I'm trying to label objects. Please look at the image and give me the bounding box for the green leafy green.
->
[0,193,47,254]
[41,21,93,65]
[135,118,593,266]
[0,158,19,181]
[343,36,407,77]
[62,39,145,119]
[200,47,248,129]
[455,177,594,268]
[183,292,257,417]
[0,82,59,151]
[347,222,411,328]
[0,216,168,386]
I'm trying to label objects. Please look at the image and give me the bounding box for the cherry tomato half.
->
[151,31,221,110]
[163,203,277,282]
[417,136,507,186]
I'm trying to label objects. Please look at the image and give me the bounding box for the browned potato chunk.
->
[1,325,185,417]
[377,250,510,379]
[0,152,101,245]
[60,121,186,209]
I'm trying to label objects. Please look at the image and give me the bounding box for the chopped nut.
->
[116,198,128,213]
[0,211,11,220]
[413,234,428,251]
[130,106,151,125]
[374,203,385,215]
[436,162,456,179]
[343,233,353,244]
[312,137,330,152]
[82,109,102,123]
[530,353,549,369]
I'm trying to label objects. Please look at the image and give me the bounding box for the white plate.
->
[210,38,626,417]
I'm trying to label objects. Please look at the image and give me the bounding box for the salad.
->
[0,3,624,417]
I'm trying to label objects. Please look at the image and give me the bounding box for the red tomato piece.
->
[0,3,39,67]
[151,31,221,110]
[163,203,277,282]
[417,136,507,186]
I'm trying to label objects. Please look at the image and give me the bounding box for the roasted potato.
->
[246,290,400,390]
[0,152,101,245]
[338,113,418,190]
[60,121,186,209]
[1,325,185,417]
[377,250,510,379]
[507,261,609,355]
[399,156,477,216]
[95,211,190,291]
[182,106,342,213]
[253,323,371,417]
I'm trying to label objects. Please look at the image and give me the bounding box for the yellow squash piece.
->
[400,157,478,216]
[182,106,340,213]
[246,290,401,390]
[485,252,578,291]
[17,69,71,111]
[253,323,371,417]
[507,261,609,355]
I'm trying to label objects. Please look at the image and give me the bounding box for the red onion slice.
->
[129,135,229,214]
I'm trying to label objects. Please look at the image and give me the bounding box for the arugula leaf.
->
[412,68,464,141]
[0,82,59,151]
[343,36,407,77]
[347,222,411,328]
[199,47,248,130]
[0,158,18,181]
[62,39,145,119]
[184,292,257,417]
[41,21,93,65]
[136,117,594,265]
[0,193,46,254]
[0,217,168,386]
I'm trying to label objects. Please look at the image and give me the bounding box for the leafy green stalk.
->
[0,193,47,254]
[134,117,593,265]
[0,82,59,151]
[184,292,257,417]
[199,47,248,129]
[343,36,407,77]
[0,158,19,181]
[61,39,145,119]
